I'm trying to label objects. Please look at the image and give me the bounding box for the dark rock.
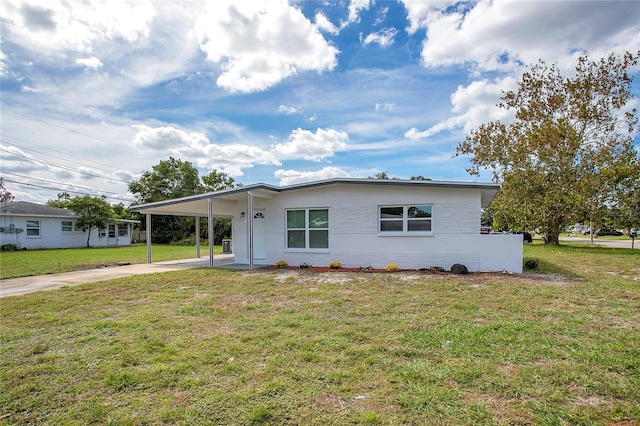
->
[450,263,469,274]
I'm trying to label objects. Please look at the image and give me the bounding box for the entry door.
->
[253,210,266,260]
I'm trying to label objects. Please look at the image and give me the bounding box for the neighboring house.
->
[132,178,523,273]
[0,201,138,249]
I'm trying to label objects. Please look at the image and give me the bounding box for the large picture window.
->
[379,205,432,233]
[286,208,329,249]
[61,221,83,232]
[26,220,40,237]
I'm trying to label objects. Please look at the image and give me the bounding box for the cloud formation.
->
[194,1,339,93]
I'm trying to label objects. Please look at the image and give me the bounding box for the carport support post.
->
[208,199,214,268]
[195,216,201,258]
[146,213,152,264]
[248,192,254,270]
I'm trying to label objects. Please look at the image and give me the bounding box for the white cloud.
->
[130,125,280,176]
[402,0,640,73]
[315,12,339,35]
[194,1,339,93]
[346,0,373,25]
[0,0,156,55]
[375,102,395,111]
[362,28,398,47]
[272,128,349,161]
[275,166,353,186]
[278,104,303,115]
[405,76,517,140]
[76,56,103,70]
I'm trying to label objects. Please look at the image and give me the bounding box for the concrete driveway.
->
[0,255,236,298]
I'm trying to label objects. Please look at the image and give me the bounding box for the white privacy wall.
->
[231,183,523,273]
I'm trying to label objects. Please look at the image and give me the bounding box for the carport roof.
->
[129,178,501,216]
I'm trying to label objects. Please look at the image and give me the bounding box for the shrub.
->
[1,244,19,252]
[451,263,469,274]
[297,263,312,269]
[274,259,288,268]
[524,259,539,270]
[358,265,373,271]
[329,261,342,269]
[386,263,400,272]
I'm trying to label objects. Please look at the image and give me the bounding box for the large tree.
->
[65,195,114,247]
[128,159,239,244]
[456,51,639,245]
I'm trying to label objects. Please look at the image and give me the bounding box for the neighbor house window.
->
[108,224,116,238]
[379,205,432,233]
[286,208,329,249]
[117,224,128,237]
[26,220,40,237]
[62,221,83,232]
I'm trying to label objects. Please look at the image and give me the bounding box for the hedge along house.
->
[131,178,523,273]
[0,201,139,249]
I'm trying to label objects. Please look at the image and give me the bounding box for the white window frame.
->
[285,208,329,252]
[117,224,129,237]
[26,220,40,238]
[61,220,83,233]
[378,204,433,236]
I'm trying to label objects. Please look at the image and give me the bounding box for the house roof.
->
[0,201,140,223]
[130,178,501,217]
[0,201,77,218]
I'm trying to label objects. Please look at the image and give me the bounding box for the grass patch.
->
[0,244,222,279]
[1,245,638,424]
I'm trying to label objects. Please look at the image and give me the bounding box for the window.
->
[117,224,128,237]
[62,221,83,232]
[286,208,329,249]
[26,220,40,237]
[108,224,116,238]
[379,205,432,233]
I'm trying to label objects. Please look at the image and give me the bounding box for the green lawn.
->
[0,244,638,425]
[0,244,222,279]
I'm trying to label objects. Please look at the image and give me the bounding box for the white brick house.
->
[0,201,138,249]
[132,178,523,273]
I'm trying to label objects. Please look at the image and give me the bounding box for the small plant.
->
[297,262,312,269]
[274,259,288,268]
[386,263,400,272]
[524,259,539,270]
[329,261,342,269]
[358,265,373,271]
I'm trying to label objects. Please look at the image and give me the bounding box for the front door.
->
[253,210,266,260]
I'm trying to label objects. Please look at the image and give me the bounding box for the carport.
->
[131,184,280,270]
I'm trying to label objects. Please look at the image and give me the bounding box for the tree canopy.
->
[456,51,639,244]
[128,159,239,244]
[64,195,114,247]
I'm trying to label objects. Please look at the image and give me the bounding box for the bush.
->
[524,259,539,270]
[274,259,288,268]
[386,263,400,272]
[297,263,312,269]
[329,261,342,269]
[450,263,469,274]
[1,244,19,252]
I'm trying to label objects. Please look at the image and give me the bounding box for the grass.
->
[0,244,222,279]
[0,244,639,425]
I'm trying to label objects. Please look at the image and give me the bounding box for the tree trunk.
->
[544,231,560,245]
[86,228,91,247]
[589,218,594,244]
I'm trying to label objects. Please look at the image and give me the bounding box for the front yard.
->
[0,244,638,424]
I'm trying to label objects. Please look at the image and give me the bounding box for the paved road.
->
[559,236,638,249]
[0,255,235,298]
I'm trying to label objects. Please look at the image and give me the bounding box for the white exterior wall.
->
[230,184,523,273]
[0,216,134,249]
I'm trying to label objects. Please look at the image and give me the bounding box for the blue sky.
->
[1,0,639,205]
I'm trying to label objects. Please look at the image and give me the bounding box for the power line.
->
[1,171,135,201]
[3,178,134,203]
[0,146,130,184]
[0,133,126,177]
